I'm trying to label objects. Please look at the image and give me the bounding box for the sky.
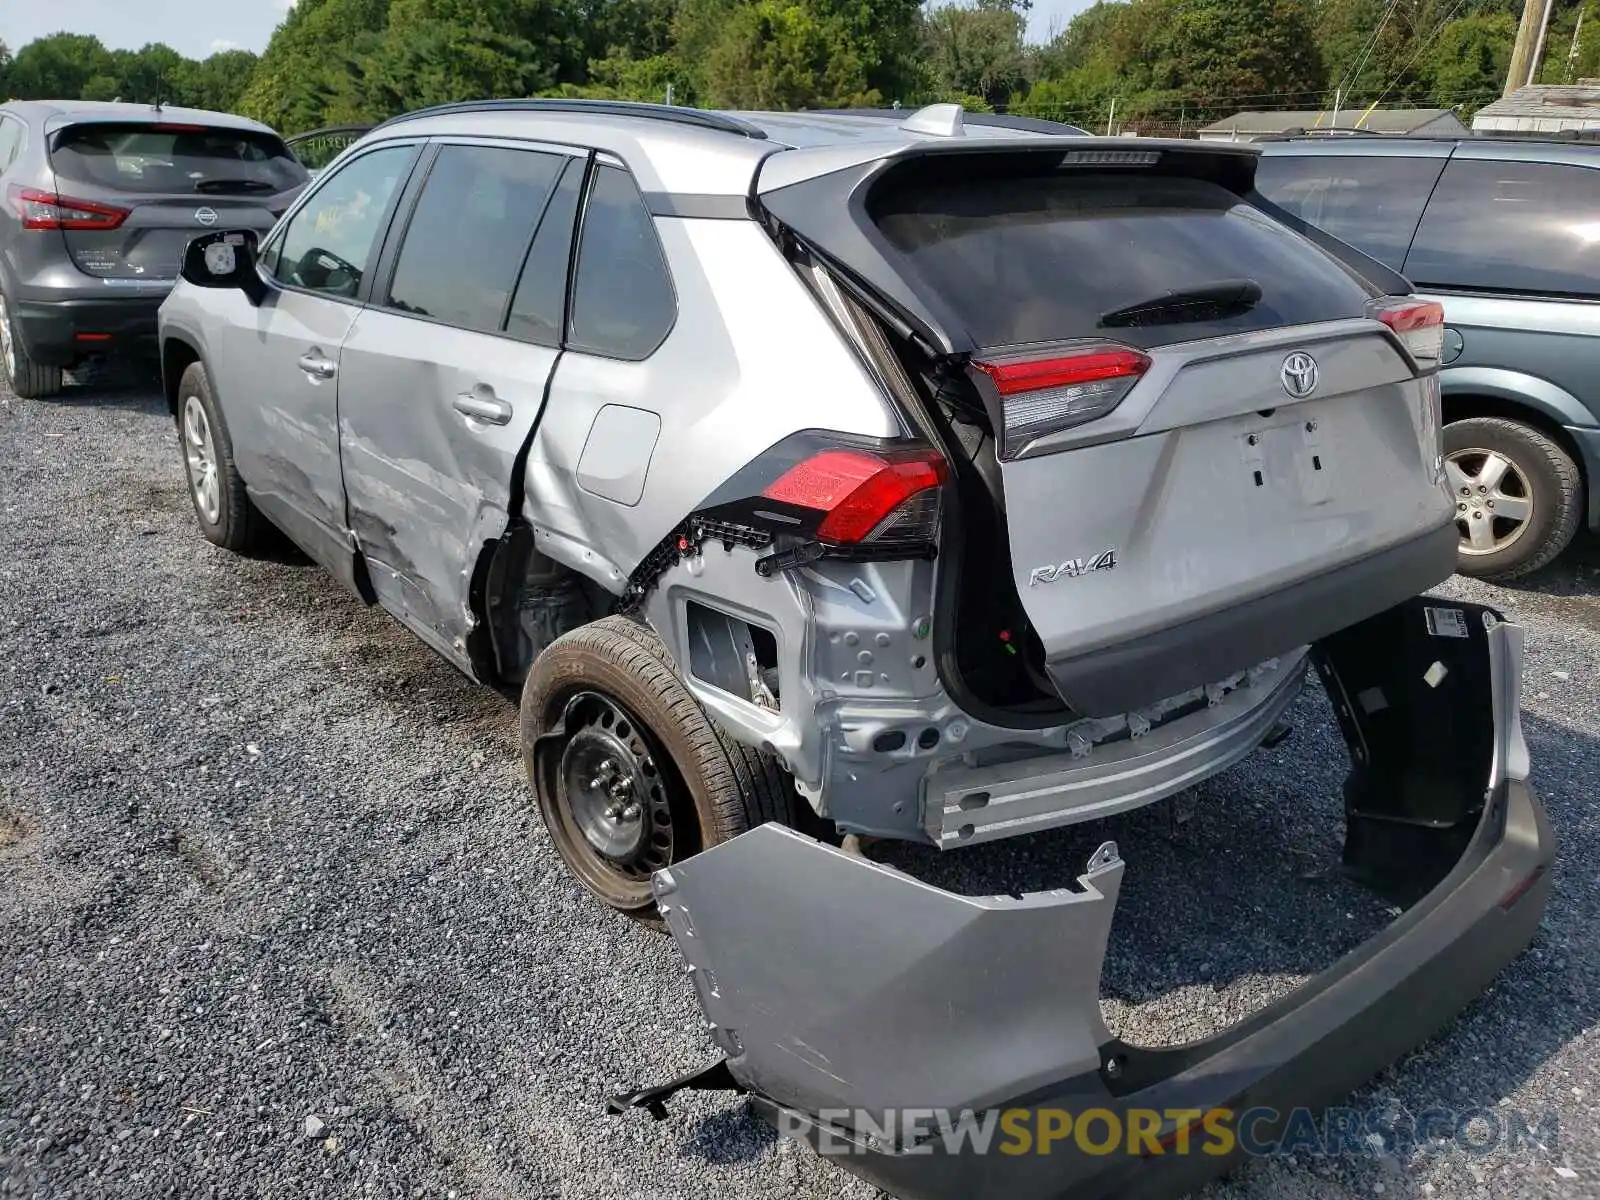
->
[1,0,1090,62]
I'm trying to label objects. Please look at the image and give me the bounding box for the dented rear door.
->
[336,142,584,666]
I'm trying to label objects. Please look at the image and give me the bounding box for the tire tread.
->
[1447,416,1582,580]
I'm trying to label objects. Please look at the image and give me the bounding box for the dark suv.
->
[1256,136,1600,578]
[0,100,308,398]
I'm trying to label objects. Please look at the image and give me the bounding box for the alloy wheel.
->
[183,395,222,524]
[1445,447,1534,557]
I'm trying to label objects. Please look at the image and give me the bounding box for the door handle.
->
[453,389,512,426]
[297,351,337,380]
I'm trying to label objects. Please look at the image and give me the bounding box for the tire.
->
[0,291,64,399]
[1443,417,1582,581]
[520,614,799,914]
[175,361,266,553]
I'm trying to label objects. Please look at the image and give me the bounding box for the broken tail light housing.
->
[7,185,130,231]
[763,447,947,545]
[1373,298,1445,368]
[972,344,1151,460]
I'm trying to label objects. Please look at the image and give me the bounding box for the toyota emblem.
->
[195,207,219,227]
[1280,351,1319,399]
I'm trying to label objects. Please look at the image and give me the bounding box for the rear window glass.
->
[870,172,1377,349]
[1253,153,1444,270]
[51,123,306,196]
[1404,158,1600,296]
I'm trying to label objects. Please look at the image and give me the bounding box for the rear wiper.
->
[194,179,277,194]
[1098,279,1263,328]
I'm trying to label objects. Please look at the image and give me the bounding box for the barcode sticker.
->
[1425,606,1469,639]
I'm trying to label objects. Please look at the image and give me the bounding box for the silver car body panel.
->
[654,614,1531,1120]
[523,214,902,591]
[623,605,1549,1200]
[921,652,1305,847]
[654,825,1126,1115]
[999,322,1452,698]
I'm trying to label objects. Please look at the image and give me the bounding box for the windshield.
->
[51,123,307,196]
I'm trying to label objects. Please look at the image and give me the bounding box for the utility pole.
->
[1106,97,1116,136]
[1330,86,1342,128]
[1529,0,1557,84]
[1505,0,1553,96]
[1567,8,1585,83]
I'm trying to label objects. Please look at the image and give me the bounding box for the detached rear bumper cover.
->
[615,598,1555,1200]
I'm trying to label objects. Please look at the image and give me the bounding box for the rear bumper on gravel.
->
[612,597,1554,1200]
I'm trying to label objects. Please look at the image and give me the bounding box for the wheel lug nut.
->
[1478,486,1488,494]
[1457,502,1467,511]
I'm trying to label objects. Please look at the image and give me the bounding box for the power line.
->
[1334,0,1404,102]
[1363,0,1482,112]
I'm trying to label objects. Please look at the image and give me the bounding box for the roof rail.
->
[372,99,768,139]
[811,107,1089,136]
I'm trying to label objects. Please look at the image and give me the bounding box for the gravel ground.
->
[1,373,1596,1200]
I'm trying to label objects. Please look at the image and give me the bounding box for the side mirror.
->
[181,229,267,306]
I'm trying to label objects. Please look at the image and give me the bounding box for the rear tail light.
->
[1373,298,1445,367]
[7,185,129,231]
[972,344,1151,460]
[762,447,947,545]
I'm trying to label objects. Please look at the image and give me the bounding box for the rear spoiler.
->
[755,140,1408,357]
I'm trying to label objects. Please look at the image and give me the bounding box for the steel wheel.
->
[1445,446,1534,558]
[183,394,222,525]
[553,692,676,894]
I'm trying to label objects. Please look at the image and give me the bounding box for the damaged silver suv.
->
[161,101,1553,1199]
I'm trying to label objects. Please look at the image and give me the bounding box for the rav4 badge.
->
[1029,549,1117,586]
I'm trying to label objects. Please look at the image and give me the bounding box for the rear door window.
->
[1253,153,1443,269]
[384,144,569,334]
[507,158,585,346]
[869,172,1377,351]
[50,122,306,196]
[567,163,676,360]
[1404,158,1600,296]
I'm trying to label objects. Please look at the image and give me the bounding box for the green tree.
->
[698,0,878,106]
[172,50,263,112]
[923,0,1028,107]
[6,33,116,99]
[348,21,554,118]
[1029,0,1125,78]
[238,0,392,131]
[107,43,188,104]
[1141,0,1324,112]
[1418,12,1514,105]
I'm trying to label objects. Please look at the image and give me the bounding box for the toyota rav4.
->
[158,100,1552,1200]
